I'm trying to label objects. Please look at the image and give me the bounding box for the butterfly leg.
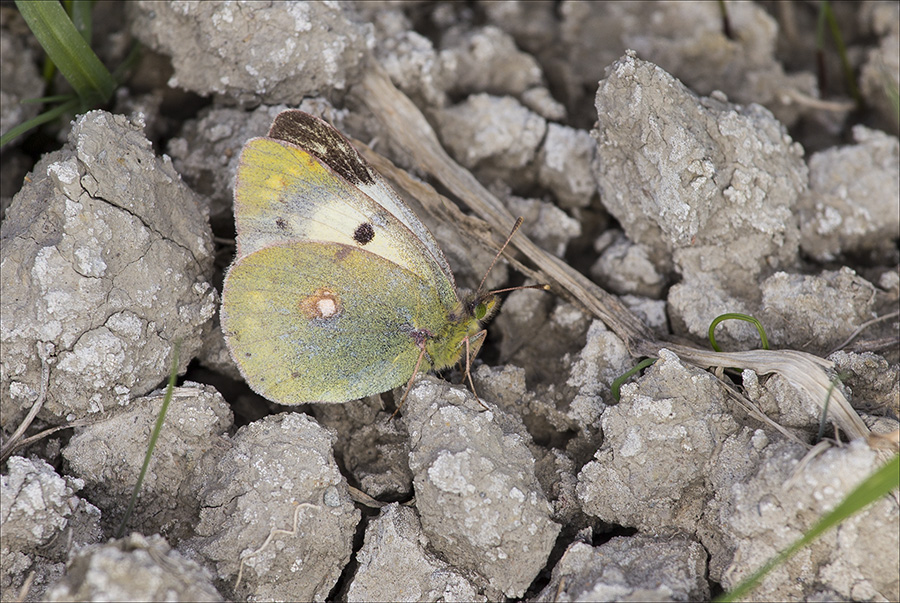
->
[392,344,429,419]
[462,330,490,411]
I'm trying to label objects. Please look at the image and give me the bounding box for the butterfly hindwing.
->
[221,241,448,403]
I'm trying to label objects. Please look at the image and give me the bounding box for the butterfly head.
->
[466,290,501,327]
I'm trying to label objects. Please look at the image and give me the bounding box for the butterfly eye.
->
[475,302,487,320]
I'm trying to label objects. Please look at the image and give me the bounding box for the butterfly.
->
[220,110,510,405]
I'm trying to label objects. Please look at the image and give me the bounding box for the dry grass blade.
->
[352,64,870,443]
[356,66,655,355]
[720,385,810,448]
[829,310,900,354]
[1,343,53,463]
[668,347,869,440]
[356,144,545,286]
[347,485,387,509]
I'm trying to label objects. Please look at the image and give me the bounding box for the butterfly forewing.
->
[233,136,457,306]
[267,111,456,287]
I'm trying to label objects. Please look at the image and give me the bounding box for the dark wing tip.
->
[268,110,375,188]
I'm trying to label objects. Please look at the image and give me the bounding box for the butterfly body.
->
[221,110,499,405]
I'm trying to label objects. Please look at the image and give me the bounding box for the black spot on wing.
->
[353,222,375,245]
[268,110,375,188]
[275,217,287,230]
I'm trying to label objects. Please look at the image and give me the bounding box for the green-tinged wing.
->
[266,110,456,287]
[232,114,458,307]
[221,241,451,404]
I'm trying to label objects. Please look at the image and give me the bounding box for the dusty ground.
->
[2,2,898,601]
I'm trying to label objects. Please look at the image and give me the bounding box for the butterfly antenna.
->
[477,217,524,292]
[488,283,551,295]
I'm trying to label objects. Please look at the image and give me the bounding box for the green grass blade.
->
[821,1,861,105]
[611,357,657,401]
[0,97,79,147]
[16,0,116,108]
[708,313,770,353]
[115,342,181,538]
[880,67,900,128]
[112,40,143,82]
[67,0,94,45]
[718,453,900,602]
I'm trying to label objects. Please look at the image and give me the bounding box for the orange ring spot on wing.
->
[298,288,342,321]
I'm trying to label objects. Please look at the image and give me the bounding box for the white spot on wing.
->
[317,298,337,318]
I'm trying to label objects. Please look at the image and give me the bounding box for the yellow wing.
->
[233,111,458,305]
[221,241,450,404]
[267,110,454,281]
